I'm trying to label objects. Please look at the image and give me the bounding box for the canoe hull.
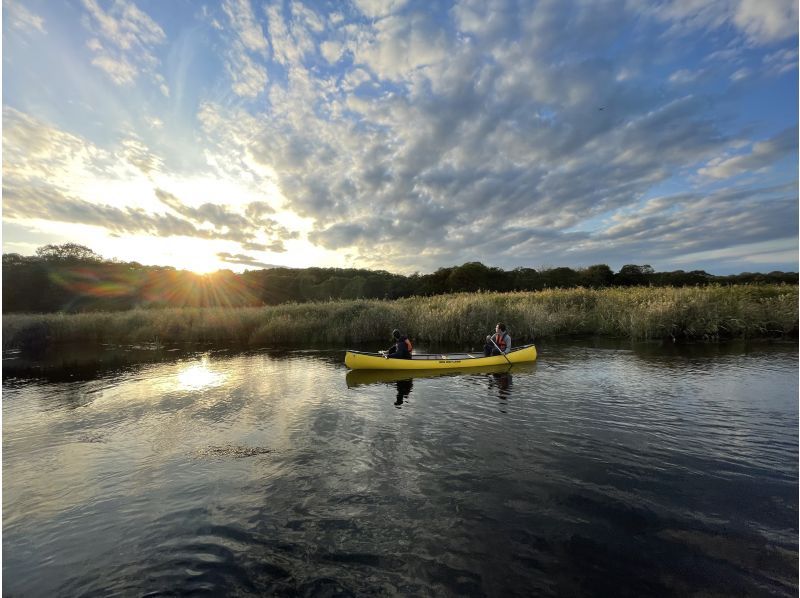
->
[345,344,537,370]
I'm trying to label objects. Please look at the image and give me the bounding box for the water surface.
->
[3,340,798,596]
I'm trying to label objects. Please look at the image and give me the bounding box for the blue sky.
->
[3,0,798,274]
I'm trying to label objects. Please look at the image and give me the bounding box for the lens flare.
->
[46,264,262,310]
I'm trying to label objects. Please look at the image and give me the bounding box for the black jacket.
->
[387,336,412,359]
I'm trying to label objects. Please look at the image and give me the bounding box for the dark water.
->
[3,340,798,596]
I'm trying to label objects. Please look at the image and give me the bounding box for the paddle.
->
[489,334,512,365]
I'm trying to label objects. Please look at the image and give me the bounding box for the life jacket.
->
[403,337,413,354]
[493,333,507,351]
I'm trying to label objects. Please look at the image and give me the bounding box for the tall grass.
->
[3,285,797,351]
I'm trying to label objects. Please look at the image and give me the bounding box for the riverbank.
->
[3,284,797,352]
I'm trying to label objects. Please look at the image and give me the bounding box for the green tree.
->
[2,253,29,266]
[447,262,492,292]
[511,267,541,291]
[35,243,102,263]
[418,267,453,295]
[579,264,614,288]
[615,264,655,286]
[342,275,366,299]
[540,267,580,288]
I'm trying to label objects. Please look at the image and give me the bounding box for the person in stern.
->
[484,322,511,356]
[386,329,413,359]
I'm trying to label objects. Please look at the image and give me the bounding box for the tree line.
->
[2,243,797,314]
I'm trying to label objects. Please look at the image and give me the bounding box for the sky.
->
[2,0,798,275]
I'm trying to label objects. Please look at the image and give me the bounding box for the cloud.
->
[699,126,798,179]
[3,181,298,252]
[216,252,281,267]
[669,68,701,84]
[81,0,168,94]
[223,0,269,54]
[118,138,164,174]
[652,0,798,46]
[320,39,344,63]
[182,0,798,273]
[241,241,286,252]
[730,67,752,82]
[3,185,202,239]
[82,0,165,49]
[2,106,115,184]
[242,3,788,269]
[154,188,251,230]
[351,12,449,81]
[2,107,170,190]
[264,2,323,68]
[763,47,798,76]
[244,201,276,220]
[154,188,298,246]
[671,238,798,268]
[733,0,798,45]
[594,183,798,263]
[4,1,795,275]
[196,100,296,193]
[227,46,268,98]
[89,51,139,85]
[4,0,46,33]
[2,108,297,254]
[352,0,409,19]
[221,0,269,97]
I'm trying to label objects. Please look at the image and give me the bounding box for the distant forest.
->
[3,243,798,314]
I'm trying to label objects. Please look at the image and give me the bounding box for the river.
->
[3,339,797,596]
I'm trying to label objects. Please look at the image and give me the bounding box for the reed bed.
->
[3,285,797,351]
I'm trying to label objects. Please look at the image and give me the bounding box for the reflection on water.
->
[176,354,226,390]
[489,371,512,397]
[395,379,413,407]
[345,362,534,387]
[3,340,798,596]
[351,365,517,409]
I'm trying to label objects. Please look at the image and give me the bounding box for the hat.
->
[392,329,400,339]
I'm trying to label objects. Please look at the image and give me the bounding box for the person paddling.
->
[484,322,511,356]
[386,329,413,359]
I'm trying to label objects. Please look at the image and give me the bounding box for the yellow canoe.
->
[344,344,537,370]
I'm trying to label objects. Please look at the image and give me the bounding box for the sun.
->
[160,245,253,274]
[94,233,230,274]
[182,257,222,275]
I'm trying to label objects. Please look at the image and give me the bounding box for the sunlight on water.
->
[176,355,225,390]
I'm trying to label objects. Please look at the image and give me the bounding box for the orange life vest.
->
[493,333,507,350]
[404,338,413,353]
